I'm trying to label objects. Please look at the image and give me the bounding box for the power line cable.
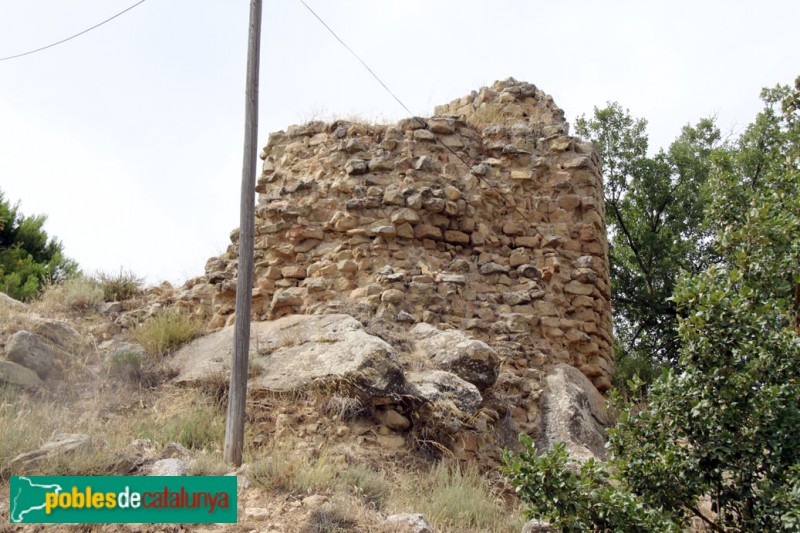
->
[298,0,568,254]
[0,0,148,62]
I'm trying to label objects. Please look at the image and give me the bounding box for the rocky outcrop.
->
[27,317,84,354]
[5,330,68,379]
[405,370,483,433]
[537,363,609,461]
[170,314,404,400]
[410,323,498,389]
[0,292,27,312]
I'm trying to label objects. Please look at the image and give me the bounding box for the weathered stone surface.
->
[271,288,305,309]
[385,513,434,533]
[345,158,368,174]
[565,280,594,295]
[414,224,442,240]
[480,262,509,275]
[522,519,555,533]
[5,330,69,379]
[149,458,189,476]
[378,408,411,431]
[444,230,470,244]
[0,291,27,311]
[10,433,91,469]
[537,364,609,461]
[381,289,405,304]
[170,314,404,400]
[405,370,482,416]
[411,323,498,389]
[0,359,43,389]
[391,208,420,225]
[28,317,83,352]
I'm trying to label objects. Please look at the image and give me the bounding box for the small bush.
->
[107,350,143,383]
[304,504,357,533]
[340,465,391,510]
[95,268,143,302]
[38,276,104,312]
[392,460,526,532]
[132,310,202,356]
[189,452,229,476]
[133,393,224,450]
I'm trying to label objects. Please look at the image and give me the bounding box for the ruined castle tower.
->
[180,78,614,393]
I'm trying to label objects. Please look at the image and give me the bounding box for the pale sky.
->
[1,0,797,284]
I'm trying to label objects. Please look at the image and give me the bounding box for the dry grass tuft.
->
[132,309,203,356]
[249,438,335,494]
[340,464,391,510]
[36,276,104,314]
[321,394,368,422]
[304,502,359,533]
[390,460,527,532]
[188,451,230,476]
[95,268,144,302]
[132,390,225,450]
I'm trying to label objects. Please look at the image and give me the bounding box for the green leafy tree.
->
[0,190,77,301]
[505,78,800,531]
[576,104,721,386]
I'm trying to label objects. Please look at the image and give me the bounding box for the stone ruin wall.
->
[178,79,615,393]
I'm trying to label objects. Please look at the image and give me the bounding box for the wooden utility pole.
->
[224,0,262,466]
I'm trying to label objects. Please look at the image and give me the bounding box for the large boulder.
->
[27,317,84,353]
[0,292,27,312]
[537,363,609,461]
[405,370,483,432]
[0,359,43,389]
[5,330,69,379]
[410,323,499,389]
[170,314,404,400]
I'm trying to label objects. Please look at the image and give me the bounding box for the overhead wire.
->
[298,0,571,254]
[0,0,148,62]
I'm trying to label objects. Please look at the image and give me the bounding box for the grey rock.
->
[385,513,434,533]
[96,301,123,315]
[480,262,510,275]
[411,323,499,389]
[5,330,69,379]
[405,370,482,416]
[149,458,188,476]
[0,359,44,389]
[538,364,609,461]
[27,317,84,352]
[345,158,368,175]
[522,519,554,532]
[0,292,27,311]
[170,314,405,401]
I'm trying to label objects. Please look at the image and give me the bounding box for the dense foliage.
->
[504,77,800,531]
[576,104,720,386]
[0,191,77,301]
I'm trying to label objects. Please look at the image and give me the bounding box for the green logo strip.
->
[9,476,237,524]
